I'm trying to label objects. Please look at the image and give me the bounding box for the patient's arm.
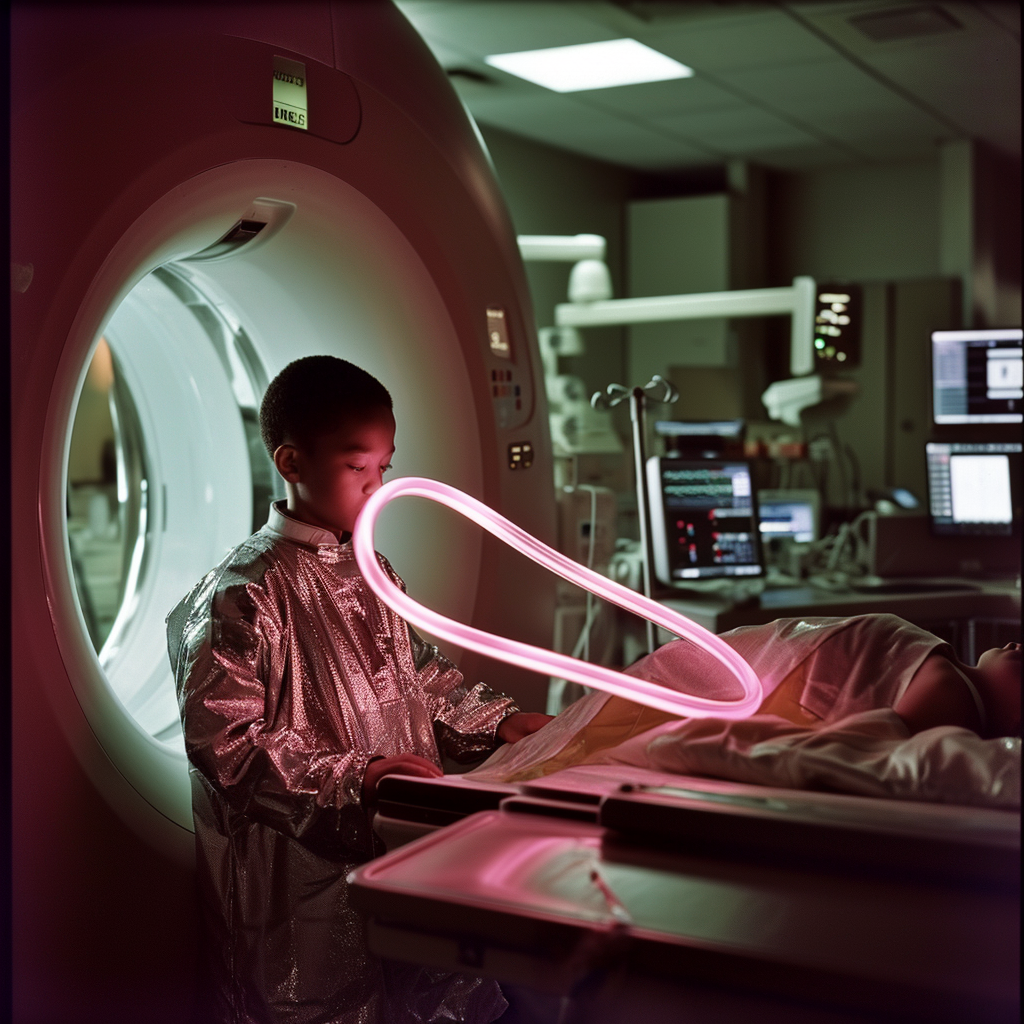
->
[894,654,985,735]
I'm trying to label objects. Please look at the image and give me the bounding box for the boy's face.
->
[275,406,396,537]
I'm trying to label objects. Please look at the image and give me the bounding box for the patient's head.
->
[974,642,1021,737]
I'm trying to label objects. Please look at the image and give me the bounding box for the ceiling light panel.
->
[485,38,694,92]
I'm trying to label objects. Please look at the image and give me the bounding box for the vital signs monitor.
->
[647,457,763,585]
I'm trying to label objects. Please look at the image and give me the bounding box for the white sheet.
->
[583,709,1021,810]
[469,616,1019,809]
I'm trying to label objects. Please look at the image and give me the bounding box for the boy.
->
[167,356,551,1024]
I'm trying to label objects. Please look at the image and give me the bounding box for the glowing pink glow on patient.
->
[353,477,763,719]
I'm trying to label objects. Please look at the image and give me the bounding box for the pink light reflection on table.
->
[475,836,589,893]
[353,477,763,719]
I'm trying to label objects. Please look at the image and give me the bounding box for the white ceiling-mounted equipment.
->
[517,234,607,262]
[556,275,818,378]
[11,3,554,1020]
[761,374,860,427]
[521,236,622,454]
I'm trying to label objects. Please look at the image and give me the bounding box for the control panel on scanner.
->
[932,328,1023,425]
[926,441,1022,536]
[647,457,763,586]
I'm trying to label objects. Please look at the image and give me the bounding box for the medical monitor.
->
[926,442,1021,536]
[647,457,763,584]
[758,489,820,543]
[655,419,744,459]
[931,329,1023,425]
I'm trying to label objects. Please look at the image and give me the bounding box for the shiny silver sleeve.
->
[408,625,519,763]
[176,582,377,859]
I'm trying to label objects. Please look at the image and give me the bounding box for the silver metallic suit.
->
[167,502,518,1024]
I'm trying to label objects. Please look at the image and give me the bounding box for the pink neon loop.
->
[353,477,763,719]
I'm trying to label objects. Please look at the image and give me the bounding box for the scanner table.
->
[355,767,1019,1024]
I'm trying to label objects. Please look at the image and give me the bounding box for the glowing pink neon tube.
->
[353,477,763,718]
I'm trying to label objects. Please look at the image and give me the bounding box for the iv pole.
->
[593,375,678,655]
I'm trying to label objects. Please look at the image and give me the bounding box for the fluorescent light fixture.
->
[485,38,693,93]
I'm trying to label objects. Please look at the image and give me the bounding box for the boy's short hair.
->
[259,356,392,458]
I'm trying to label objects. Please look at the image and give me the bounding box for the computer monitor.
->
[926,441,1021,536]
[931,328,1023,425]
[646,457,763,584]
[758,489,820,544]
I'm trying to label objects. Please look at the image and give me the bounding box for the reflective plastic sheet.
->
[168,501,513,1023]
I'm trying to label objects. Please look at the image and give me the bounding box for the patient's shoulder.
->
[895,653,983,735]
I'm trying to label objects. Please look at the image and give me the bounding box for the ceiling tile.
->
[651,105,821,152]
[788,0,1020,154]
[566,129,719,170]
[972,0,1021,37]
[864,37,1021,153]
[396,1,616,58]
[467,92,718,168]
[413,37,473,69]
[466,90,600,133]
[400,0,1019,171]
[802,105,956,146]
[739,142,856,171]
[718,58,900,114]
[578,74,743,117]
[791,0,1011,55]
[646,9,837,72]
[712,57,960,154]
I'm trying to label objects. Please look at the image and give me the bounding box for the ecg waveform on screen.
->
[663,468,736,503]
[664,483,734,499]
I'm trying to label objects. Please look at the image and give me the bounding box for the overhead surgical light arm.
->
[761,375,858,427]
[555,275,817,378]
[517,234,614,305]
[517,234,606,262]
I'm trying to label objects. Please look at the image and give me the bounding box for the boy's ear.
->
[273,444,302,483]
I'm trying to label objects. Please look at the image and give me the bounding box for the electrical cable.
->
[582,484,598,663]
[844,442,862,508]
[825,422,849,508]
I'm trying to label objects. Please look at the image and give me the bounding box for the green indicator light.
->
[815,338,825,349]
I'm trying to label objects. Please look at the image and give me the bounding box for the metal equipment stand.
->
[592,375,678,654]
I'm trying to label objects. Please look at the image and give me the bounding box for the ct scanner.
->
[11,3,556,1019]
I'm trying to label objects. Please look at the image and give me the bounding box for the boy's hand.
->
[497,712,555,744]
[362,753,442,803]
